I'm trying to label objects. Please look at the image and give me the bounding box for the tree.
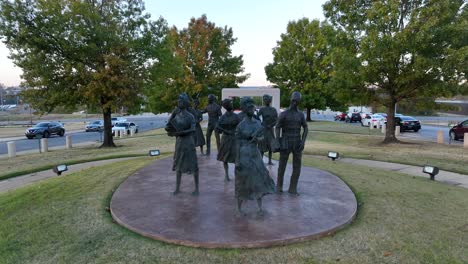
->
[0,0,169,147]
[265,18,345,121]
[146,14,249,112]
[324,0,467,143]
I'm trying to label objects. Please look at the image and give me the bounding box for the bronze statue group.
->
[166,92,308,215]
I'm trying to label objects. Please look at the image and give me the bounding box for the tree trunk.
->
[100,106,116,147]
[383,99,399,144]
[306,108,311,121]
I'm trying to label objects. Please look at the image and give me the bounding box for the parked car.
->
[449,119,468,141]
[112,122,139,136]
[395,116,421,132]
[111,117,127,126]
[346,112,362,123]
[334,112,347,121]
[361,114,385,127]
[85,120,104,132]
[25,122,65,139]
[374,112,387,118]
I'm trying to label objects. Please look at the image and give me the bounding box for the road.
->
[310,113,465,146]
[0,115,169,155]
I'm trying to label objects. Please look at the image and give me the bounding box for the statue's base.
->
[110,154,357,248]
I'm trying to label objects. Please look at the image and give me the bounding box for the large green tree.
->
[0,0,169,147]
[146,14,249,112]
[324,0,467,143]
[265,18,345,121]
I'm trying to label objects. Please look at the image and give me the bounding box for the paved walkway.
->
[0,157,138,194]
[309,155,468,189]
[1,155,467,195]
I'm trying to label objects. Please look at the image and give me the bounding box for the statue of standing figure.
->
[275,91,308,195]
[216,98,240,181]
[203,94,222,156]
[235,97,275,215]
[257,94,278,165]
[189,98,206,155]
[165,93,199,196]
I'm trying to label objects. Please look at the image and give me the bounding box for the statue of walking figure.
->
[235,97,275,215]
[165,93,199,196]
[275,91,308,195]
[203,94,222,156]
[189,98,206,155]
[216,98,240,181]
[257,94,278,165]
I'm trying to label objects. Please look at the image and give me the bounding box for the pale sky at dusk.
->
[0,0,326,87]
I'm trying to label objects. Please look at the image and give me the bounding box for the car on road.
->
[85,120,104,132]
[112,122,139,136]
[449,119,468,141]
[25,122,65,139]
[361,114,386,128]
[346,112,362,123]
[334,112,347,121]
[111,117,127,126]
[395,116,421,132]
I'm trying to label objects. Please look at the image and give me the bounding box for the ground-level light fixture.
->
[53,164,68,175]
[422,165,439,181]
[327,151,339,161]
[149,149,161,156]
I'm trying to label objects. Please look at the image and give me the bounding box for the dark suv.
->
[25,122,65,139]
[449,119,468,141]
[346,112,362,123]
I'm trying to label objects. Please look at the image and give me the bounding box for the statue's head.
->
[208,94,216,103]
[178,93,190,109]
[240,97,255,117]
[263,94,272,105]
[290,91,302,108]
[222,98,233,111]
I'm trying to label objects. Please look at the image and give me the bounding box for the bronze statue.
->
[257,94,278,165]
[203,94,222,156]
[275,91,308,195]
[189,98,206,155]
[216,98,241,181]
[235,97,275,215]
[165,93,199,196]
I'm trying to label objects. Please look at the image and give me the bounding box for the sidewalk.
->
[0,157,138,193]
[330,156,468,189]
[2,155,467,195]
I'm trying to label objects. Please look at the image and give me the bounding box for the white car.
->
[361,114,386,128]
[112,122,139,136]
[111,117,127,126]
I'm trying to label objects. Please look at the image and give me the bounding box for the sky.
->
[0,0,327,87]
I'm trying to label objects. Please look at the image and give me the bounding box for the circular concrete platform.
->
[110,154,357,248]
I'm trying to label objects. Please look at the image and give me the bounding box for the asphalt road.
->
[311,113,465,145]
[0,115,169,155]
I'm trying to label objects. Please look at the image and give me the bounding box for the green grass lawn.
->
[0,157,467,263]
[0,122,467,263]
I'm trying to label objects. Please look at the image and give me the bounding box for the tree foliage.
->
[265,18,346,120]
[146,14,249,112]
[0,0,169,147]
[323,0,467,142]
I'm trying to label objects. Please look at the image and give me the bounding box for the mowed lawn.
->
[0,122,467,263]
